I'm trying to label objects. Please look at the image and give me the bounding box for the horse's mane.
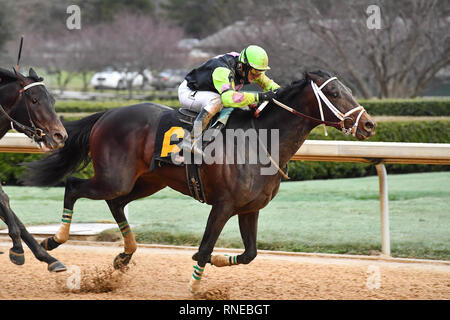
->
[0,67,43,84]
[0,67,18,82]
[276,69,332,101]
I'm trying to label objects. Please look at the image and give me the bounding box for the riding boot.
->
[191,108,214,156]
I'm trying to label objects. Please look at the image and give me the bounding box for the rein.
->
[0,81,46,139]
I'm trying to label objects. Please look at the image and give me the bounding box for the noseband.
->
[270,77,366,137]
[0,81,46,140]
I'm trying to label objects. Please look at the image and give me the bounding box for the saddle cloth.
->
[149,107,234,172]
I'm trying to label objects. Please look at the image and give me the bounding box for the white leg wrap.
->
[54,209,72,243]
[118,221,137,254]
[189,264,204,293]
[123,231,137,254]
[211,254,238,267]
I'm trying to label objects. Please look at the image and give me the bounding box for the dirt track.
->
[0,240,449,300]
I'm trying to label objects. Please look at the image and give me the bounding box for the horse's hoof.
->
[113,252,132,270]
[9,249,25,265]
[48,261,67,273]
[41,237,60,251]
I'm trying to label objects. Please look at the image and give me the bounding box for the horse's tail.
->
[20,111,107,187]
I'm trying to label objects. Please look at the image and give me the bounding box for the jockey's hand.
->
[249,103,258,109]
[258,90,277,103]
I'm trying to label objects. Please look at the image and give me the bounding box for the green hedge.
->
[287,120,450,181]
[308,120,450,143]
[0,120,449,185]
[55,98,450,116]
[359,98,450,116]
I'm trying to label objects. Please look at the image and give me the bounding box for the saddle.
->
[150,107,234,203]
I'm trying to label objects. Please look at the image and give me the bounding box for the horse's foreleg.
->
[0,187,24,265]
[211,212,259,267]
[189,202,234,293]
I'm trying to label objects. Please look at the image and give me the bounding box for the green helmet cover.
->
[239,45,270,70]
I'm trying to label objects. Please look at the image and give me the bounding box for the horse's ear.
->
[29,67,38,80]
[13,68,27,86]
[28,67,43,81]
[305,71,317,81]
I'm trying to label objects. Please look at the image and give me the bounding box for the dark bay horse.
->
[22,70,375,291]
[0,67,67,272]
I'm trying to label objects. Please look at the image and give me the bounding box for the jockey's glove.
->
[257,90,277,103]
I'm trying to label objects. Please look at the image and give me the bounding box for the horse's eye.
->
[32,98,38,104]
[332,92,339,98]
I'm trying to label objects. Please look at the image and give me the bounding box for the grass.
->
[1,172,449,260]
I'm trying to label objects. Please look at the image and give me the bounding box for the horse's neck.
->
[0,82,21,139]
[0,82,19,108]
[258,99,317,168]
[0,123,10,139]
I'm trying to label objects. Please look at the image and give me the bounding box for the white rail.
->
[2,133,450,256]
[0,133,44,153]
[294,140,450,255]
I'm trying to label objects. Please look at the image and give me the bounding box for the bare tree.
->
[21,12,185,96]
[89,13,186,97]
[200,0,450,98]
[67,25,116,91]
[22,30,77,93]
[295,0,450,98]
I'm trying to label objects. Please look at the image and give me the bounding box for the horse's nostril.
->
[53,132,66,143]
[364,121,375,131]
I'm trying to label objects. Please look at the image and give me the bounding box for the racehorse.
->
[22,70,375,291]
[0,67,67,272]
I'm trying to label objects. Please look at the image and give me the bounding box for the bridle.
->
[252,76,367,180]
[1,36,48,141]
[256,77,366,137]
[309,77,366,136]
[0,81,47,140]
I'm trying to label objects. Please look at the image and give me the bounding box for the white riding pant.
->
[178,80,223,114]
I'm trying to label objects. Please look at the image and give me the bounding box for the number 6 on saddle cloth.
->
[150,107,233,170]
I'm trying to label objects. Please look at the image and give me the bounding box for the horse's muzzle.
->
[356,120,376,140]
[39,128,68,151]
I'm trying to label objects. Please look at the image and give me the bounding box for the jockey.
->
[178,44,280,154]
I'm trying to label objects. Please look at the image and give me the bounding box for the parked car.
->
[151,69,187,90]
[91,68,153,90]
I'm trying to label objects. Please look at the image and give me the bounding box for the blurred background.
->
[0,0,449,98]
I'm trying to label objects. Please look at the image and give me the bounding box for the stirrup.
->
[178,134,204,156]
[191,138,204,156]
[178,135,193,152]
